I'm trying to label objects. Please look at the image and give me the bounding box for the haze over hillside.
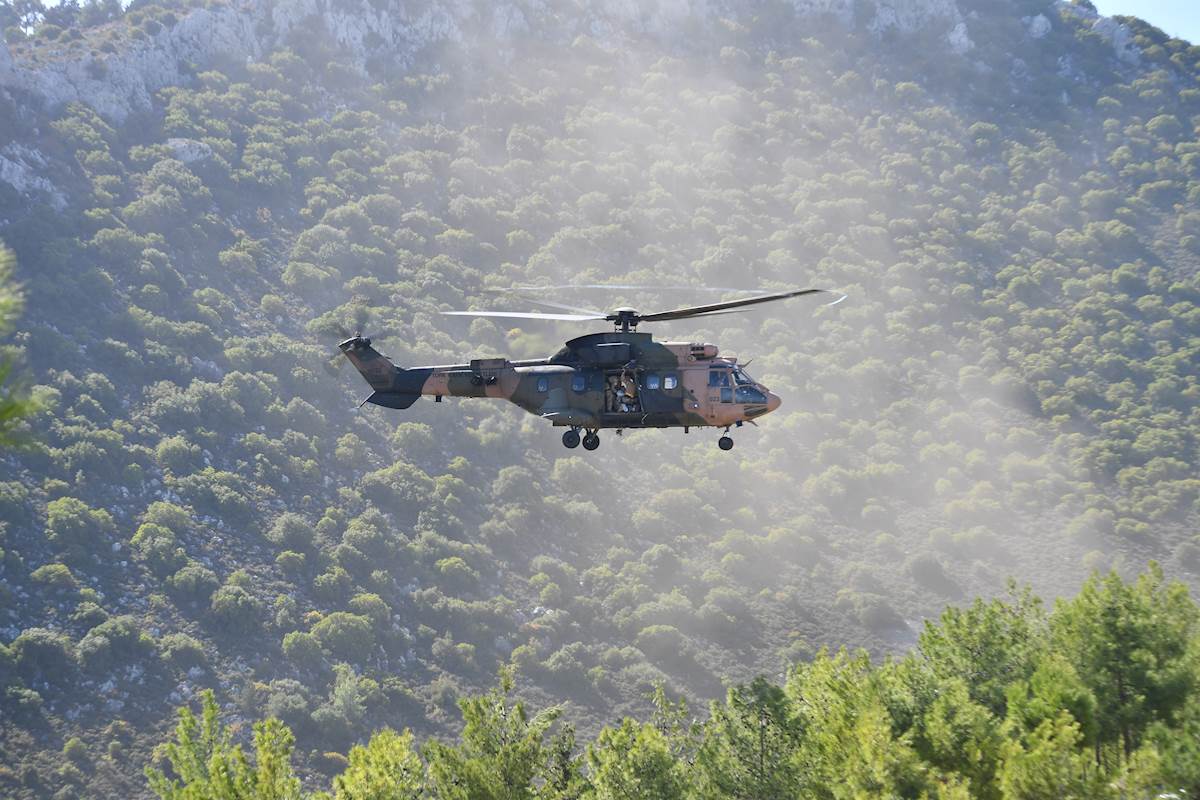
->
[0,0,1198,796]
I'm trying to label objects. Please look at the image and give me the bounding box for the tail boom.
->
[339,337,520,409]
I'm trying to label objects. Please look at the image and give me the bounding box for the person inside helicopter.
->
[619,362,639,411]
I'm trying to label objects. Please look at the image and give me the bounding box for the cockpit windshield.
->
[732,368,754,385]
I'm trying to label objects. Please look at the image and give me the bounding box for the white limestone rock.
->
[0,38,13,82]
[1091,16,1140,65]
[1055,1,1141,66]
[0,144,67,210]
[1023,13,1051,39]
[868,0,963,34]
[2,3,261,121]
[167,137,213,164]
[791,0,853,25]
[947,21,973,54]
[1,0,974,122]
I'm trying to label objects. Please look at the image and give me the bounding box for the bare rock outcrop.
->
[0,0,974,124]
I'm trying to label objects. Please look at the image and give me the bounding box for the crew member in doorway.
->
[619,361,639,412]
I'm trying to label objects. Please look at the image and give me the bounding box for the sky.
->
[1091,0,1200,44]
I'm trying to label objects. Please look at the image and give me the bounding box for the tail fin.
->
[339,336,426,410]
[339,336,398,391]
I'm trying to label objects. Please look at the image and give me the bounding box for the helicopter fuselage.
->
[340,330,782,434]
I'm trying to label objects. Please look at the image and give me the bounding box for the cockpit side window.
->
[708,369,730,387]
[735,385,767,404]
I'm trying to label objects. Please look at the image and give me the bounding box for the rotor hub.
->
[607,307,641,332]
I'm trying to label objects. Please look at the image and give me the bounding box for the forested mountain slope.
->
[0,0,1198,796]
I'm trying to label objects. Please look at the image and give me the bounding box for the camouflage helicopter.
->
[338,286,843,451]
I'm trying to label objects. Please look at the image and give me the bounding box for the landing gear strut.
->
[582,430,600,451]
[562,428,581,449]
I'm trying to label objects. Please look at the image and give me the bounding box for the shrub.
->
[78,615,155,672]
[267,512,315,550]
[314,566,352,601]
[155,435,202,473]
[282,631,323,669]
[6,686,44,719]
[46,497,114,554]
[168,562,219,603]
[130,523,186,576]
[311,612,375,659]
[30,562,78,590]
[70,601,108,629]
[209,585,263,633]
[348,592,390,627]
[12,628,77,681]
[63,737,89,768]
[436,556,479,590]
[159,633,207,668]
[275,550,306,573]
[265,679,311,729]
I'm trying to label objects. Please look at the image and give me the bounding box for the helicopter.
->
[337,286,843,451]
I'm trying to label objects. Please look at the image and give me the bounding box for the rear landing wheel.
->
[562,429,581,449]
[582,432,600,451]
[718,435,734,451]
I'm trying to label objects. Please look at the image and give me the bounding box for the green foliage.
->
[11,627,77,682]
[4,3,1200,792]
[131,569,1200,799]
[1050,563,1198,758]
[311,612,375,659]
[587,719,685,800]
[30,561,78,590]
[45,497,114,554]
[78,614,155,671]
[159,632,208,669]
[269,512,316,550]
[282,630,324,670]
[424,669,562,800]
[130,523,186,576]
[332,729,424,800]
[168,562,219,603]
[694,677,802,799]
[146,689,301,800]
[0,243,36,447]
[210,583,264,633]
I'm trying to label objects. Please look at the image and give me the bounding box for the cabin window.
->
[646,374,661,390]
[572,373,586,392]
[663,374,678,390]
[536,377,549,393]
[736,386,767,404]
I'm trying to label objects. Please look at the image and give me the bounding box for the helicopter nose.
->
[766,391,782,413]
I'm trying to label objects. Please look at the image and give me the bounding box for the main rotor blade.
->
[506,296,607,316]
[496,284,767,293]
[637,288,832,322]
[441,310,606,322]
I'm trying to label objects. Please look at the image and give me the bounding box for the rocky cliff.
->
[0,0,979,123]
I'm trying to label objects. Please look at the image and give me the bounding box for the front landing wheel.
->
[718,435,734,451]
[562,429,581,449]
[582,433,600,451]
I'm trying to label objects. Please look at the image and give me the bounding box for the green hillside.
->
[148,566,1200,799]
[0,0,1198,796]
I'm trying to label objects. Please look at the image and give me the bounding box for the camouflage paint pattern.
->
[339,330,781,435]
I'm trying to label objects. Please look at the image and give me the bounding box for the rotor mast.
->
[609,308,640,333]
